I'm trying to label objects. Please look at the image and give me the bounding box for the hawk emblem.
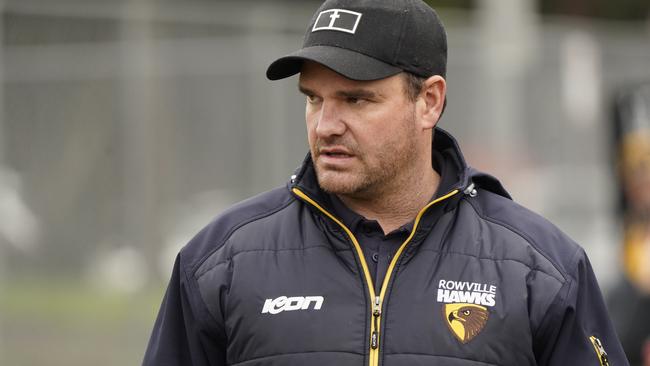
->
[443,303,489,343]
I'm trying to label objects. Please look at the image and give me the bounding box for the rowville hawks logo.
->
[437,280,497,344]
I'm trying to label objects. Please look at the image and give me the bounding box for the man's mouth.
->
[323,152,351,157]
[319,147,354,158]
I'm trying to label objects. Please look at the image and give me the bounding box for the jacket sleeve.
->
[142,254,227,366]
[534,248,629,366]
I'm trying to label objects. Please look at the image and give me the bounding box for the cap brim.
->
[266,45,402,81]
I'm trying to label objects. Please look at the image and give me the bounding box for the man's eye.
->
[347,97,363,104]
[306,95,321,104]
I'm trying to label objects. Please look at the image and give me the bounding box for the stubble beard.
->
[313,109,419,199]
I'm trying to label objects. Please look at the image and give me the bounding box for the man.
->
[143,1,628,365]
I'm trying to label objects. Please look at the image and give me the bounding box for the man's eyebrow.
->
[298,85,314,96]
[335,89,378,99]
[298,84,380,99]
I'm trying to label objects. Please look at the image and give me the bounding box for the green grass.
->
[0,278,165,366]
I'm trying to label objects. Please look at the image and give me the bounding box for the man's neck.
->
[337,168,440,234]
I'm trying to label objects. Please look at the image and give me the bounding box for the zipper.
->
[292,187,459,366]
[371,296,381,349]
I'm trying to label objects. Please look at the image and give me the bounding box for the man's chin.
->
[315,171,362,195]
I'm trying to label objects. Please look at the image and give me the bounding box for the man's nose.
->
[315,100,346,138]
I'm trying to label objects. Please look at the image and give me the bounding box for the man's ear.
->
[417,75,446,130]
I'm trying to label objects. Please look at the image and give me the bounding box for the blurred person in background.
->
[143,0,628,365]
[609,83,650,366]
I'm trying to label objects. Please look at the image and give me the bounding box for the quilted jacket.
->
[143,128,628,366]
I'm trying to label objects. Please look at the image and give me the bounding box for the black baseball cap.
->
[266,0,447,81]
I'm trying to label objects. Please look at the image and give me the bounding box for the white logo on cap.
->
[312,9,362,34]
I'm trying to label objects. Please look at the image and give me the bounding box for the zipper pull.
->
[371,331,378,349]
[371,296,381,349]
[463,183,477,197]
[373,296,381,316]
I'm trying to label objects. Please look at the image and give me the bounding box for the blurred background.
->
[0,0,649,365]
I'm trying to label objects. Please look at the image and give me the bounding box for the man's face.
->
[298,62,420,197]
